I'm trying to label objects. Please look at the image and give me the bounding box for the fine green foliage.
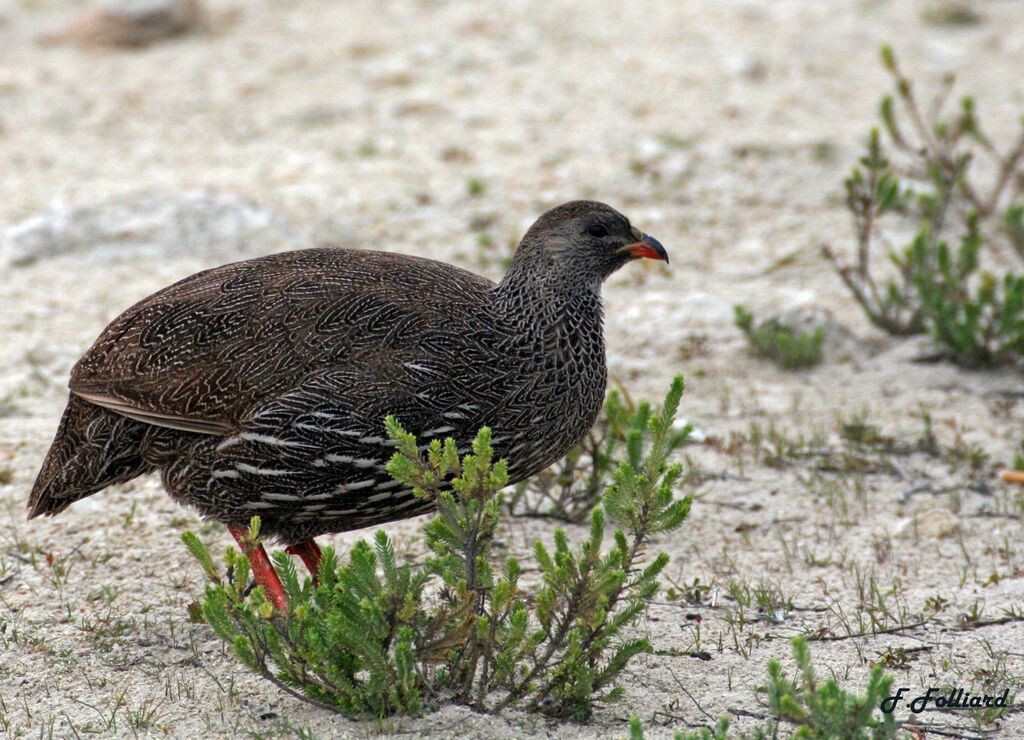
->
[186,377,692,720]
[764,637,897,740]
[910,217,1024,366]
[506,383,693,522]
[823,46,1024,367]
[733,305,825,370]
[195,524,428,717]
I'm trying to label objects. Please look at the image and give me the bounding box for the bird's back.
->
[70,247,504,432]
[31,248,525,535]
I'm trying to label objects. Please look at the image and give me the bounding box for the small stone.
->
[726,54,768,81]
[43,0,206,49]
[893,508,962,539]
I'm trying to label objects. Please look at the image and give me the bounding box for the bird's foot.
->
[286,539,323,585]
[228,524,288,611]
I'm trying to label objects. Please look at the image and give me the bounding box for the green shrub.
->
[763,637,897,740]
[185,377,692,720]
[734,305,825,370]
[823,46,1024,367]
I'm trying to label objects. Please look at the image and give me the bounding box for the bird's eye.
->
[586,224,609,238]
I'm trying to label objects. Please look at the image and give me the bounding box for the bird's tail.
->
[29,394,153,518]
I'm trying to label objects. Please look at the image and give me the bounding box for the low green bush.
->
[185,377,692,721]
[734,305,825,370]
[824,46,1024,367]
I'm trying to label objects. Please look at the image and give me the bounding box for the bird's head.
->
[507,201,668,287]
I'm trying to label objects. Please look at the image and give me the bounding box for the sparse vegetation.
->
[824,46,1024,367]
[712,409,997,490]
[734,305,825,370]
[628,638,899,740]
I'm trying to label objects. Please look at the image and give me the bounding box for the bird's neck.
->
[494,265,606,365]
[492,256,609,470]
[497,256,601,312]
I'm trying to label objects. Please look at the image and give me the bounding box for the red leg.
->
[228,525,288,611]
[286,539,323,584]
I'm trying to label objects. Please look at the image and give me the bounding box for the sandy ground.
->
[1,0,1023,737]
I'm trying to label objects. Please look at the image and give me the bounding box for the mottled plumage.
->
[30,200,667,556]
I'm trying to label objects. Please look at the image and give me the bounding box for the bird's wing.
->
[70,391,234,434]
[69,247,499,433]
[162,359,511,531]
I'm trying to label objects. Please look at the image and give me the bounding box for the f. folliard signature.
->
[881,687,1011,714]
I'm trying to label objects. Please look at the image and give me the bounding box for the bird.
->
[28,200,668,609]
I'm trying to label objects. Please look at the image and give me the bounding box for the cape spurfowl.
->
[29,200,668,609]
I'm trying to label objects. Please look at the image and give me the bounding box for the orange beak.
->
[616,233,669,264]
